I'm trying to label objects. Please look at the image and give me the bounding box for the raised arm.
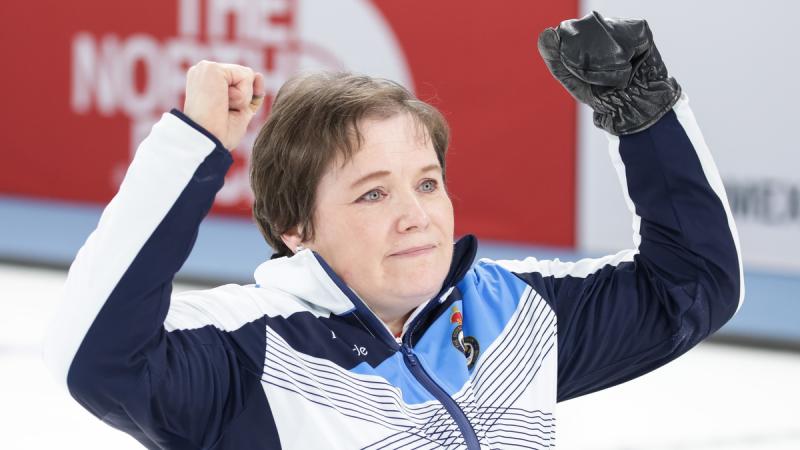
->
[42,62,268,447]
[488,12,742,401]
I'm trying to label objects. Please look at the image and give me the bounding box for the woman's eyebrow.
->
[418,164,443,176]
[349,170,391,189]
[349,164,442,190]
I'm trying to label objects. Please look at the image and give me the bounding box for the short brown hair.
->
[250,72,450,257]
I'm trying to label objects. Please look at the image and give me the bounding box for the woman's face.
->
[304,112,455,325]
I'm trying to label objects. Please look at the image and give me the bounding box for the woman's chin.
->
[388,277,445,305]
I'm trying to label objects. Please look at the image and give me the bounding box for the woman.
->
[43,12,742,450]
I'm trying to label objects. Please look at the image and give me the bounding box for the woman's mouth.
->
[389,244,436,257]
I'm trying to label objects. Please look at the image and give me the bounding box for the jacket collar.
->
[253,235,478,331]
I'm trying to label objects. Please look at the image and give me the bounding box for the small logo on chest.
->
[450,305,480,369]
[352,344,368,357]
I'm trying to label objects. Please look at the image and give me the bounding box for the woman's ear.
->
[280,226,306,254]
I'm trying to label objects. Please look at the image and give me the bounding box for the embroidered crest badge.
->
[449,305,480,369]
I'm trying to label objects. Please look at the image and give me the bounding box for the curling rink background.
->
[2,1,799,447]
[3,262,798,449]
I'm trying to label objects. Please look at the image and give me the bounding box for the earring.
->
[296,244,305,253]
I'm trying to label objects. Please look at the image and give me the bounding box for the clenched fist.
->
[537,12,681,135]
[183,61,266,150]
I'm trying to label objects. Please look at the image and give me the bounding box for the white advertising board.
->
[578,0,800,274]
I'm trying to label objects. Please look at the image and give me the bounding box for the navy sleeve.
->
[42,111,268,448]
[496,95,743,402]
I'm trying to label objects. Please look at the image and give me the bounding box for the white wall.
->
[578,0,800,274]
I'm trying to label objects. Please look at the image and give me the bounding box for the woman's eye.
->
[419,179,438,193]
[359,189,384,202]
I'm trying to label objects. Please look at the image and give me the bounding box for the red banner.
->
[0,0,577,246]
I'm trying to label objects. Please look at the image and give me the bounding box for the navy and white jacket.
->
[43,94,743,450]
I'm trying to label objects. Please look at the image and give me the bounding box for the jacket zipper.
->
[311,252,480,448]
[351,299,482,449]
[400,343,481,449]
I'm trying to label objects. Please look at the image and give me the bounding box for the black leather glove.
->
[537,11,681,135]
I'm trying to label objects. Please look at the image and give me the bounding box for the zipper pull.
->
[401,345,418,366]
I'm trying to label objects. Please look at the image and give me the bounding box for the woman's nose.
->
[396,191,431,233]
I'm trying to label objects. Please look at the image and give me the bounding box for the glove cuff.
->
[594,81,682,135]
[590,42,682,136]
